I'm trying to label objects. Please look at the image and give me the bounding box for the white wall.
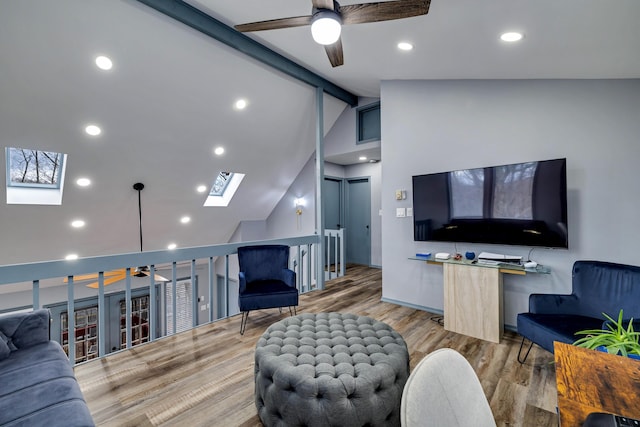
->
[266,155,318,239]
[380,79,640,328]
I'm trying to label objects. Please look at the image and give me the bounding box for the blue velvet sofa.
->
[0,309,94,426]
[517,260,640,363]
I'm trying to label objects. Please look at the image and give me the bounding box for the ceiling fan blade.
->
[64,269,127,283]
[325,38,344,67]
[138,269,170,282]
[235,15,312,32]
[340,0,430,25]
[312,0,335,10]
[153,272,170,282]
[86,273,128,289]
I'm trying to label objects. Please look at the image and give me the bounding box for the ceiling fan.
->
[234,0,431,67]
[66,183,169,288]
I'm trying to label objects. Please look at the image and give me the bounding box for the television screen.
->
[412,158,568,248]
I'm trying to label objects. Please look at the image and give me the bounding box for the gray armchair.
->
[400,348,496,427]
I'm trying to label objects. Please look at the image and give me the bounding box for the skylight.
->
[7,147,64,187]
[210,171,233,197]
[5,147,68,205]
[204,171,244,207]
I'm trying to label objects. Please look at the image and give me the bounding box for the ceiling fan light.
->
[311,11,342,45]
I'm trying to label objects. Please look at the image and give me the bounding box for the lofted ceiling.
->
[1,0,639,266]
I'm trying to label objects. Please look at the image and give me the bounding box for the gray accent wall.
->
[380,79,640,327]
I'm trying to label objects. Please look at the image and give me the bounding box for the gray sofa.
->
[0,309,94,426]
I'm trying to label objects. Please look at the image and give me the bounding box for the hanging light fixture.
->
[311,10,342,45]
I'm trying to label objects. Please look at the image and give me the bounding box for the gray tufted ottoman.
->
[254,312,410,427]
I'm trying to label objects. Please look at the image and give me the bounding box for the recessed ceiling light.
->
[76,177,91,187]
[500,32,524,42]
[359,156,367,161]
[180,216,191,224]
[397,42,414,51]
[71,219,85,228]
[167,243,177,250]
[214,146,225,156]
[234,99,247,110]
[196,185,207,193]
[85,124,101,136]
[65,254,79,260]
[95,55,113,70]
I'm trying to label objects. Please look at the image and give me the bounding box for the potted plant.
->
[573,309,640,359]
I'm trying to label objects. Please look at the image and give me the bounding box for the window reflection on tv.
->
[412,158,568,248]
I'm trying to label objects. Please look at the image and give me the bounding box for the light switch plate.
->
[396,207,406,217]
[407,207,413,217]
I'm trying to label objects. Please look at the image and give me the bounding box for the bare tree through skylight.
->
[8,147,63,186]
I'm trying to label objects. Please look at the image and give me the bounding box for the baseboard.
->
[380,297,517,332]
[380,297,444,316]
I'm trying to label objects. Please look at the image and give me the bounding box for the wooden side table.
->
[555,341,640,426]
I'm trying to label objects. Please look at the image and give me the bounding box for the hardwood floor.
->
[74,265,558,426]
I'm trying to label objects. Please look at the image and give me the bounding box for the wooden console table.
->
[412,256,549,343]
[555,341,640,426]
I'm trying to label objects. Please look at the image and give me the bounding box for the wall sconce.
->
[294,198,305,216]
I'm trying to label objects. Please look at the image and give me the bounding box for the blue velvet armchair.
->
[238,245,298,334]
[517,260,640,363]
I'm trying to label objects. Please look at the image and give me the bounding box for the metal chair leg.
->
[240,311,250,335]
[517,336,534,364]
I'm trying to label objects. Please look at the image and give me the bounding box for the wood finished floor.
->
[74,265,558,427]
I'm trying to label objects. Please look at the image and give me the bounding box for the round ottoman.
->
[254,312,410,427]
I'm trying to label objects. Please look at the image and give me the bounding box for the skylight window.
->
[6,147,68,205]
[210,171,233,197]
[7,147,64,187]
[204,171,244,207]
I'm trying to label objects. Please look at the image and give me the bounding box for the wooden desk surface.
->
[554,341,640,426]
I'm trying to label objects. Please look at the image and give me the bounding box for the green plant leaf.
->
[573,309,640,357]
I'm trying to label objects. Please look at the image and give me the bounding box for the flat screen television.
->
[412,158,568,248]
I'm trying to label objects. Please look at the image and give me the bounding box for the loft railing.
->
[0,235,320,365]
[324,228,345,280]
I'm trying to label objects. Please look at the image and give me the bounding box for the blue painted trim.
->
[380,297,444,316]
[316,87,326,290]
[125,269,132,348]
[225,254,229,317]
[0,235,320,285]
[208,257,214,323]
[149,267,157,340]
[135,0,357,106]
[98,272,106,357]
[381,297,518,332]
[32,280,39,309]
[171,263,178,334]
[191,260,197,329]
[67,276,75,365]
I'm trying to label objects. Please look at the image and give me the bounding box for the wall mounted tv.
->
[412,158,568,248]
